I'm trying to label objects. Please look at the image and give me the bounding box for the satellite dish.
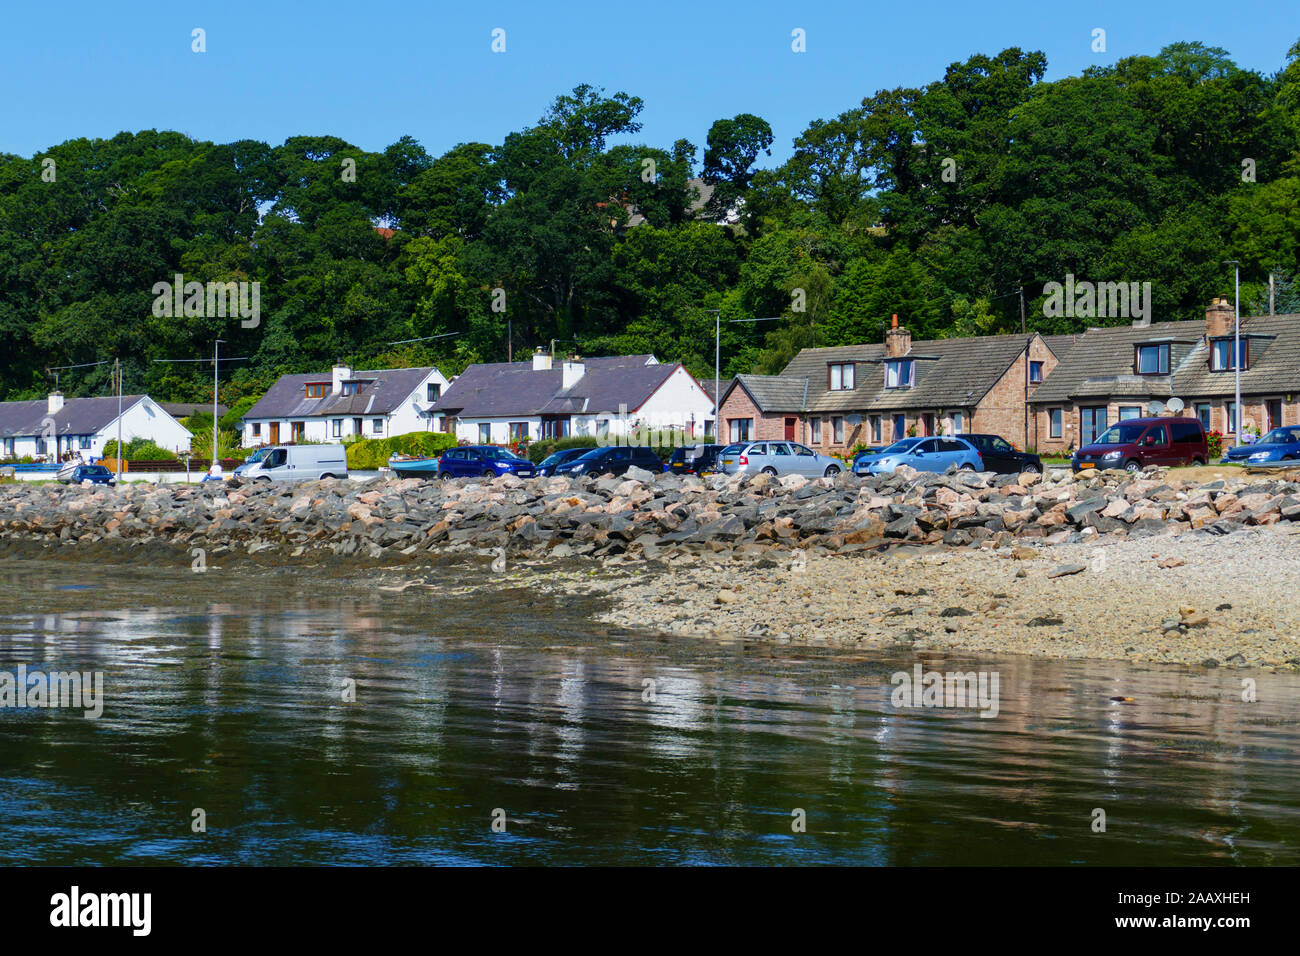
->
[1167,397,1185,413]
[1146,400,1166,416]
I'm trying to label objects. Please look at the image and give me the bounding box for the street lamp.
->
[1224,260,1242,444]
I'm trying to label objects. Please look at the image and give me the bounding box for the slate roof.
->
[1029,316,1300,404]
[430,355,684,418]
[0,395,150,438]
[721,374,812,413]
[245,368,437,420]
[162,402,228,419]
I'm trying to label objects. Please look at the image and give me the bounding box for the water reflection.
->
[0,558,1298,866]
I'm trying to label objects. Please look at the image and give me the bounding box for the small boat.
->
[387,454,441,477]
[56,461,80,483]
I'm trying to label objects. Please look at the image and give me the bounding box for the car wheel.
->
[319,473,336,480]
[1283,455,1297,461]
[1193,457,1207,465]
[824,464,840,477]
[959,463,975,471]
[482,469,496,478]
[761,466,778,476]
[1021,463,1041,475]
[1124,459,1141,472]
[257,476,272,482]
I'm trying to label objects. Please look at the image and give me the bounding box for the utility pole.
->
[1018,284,1026,335]
[1225,260,1242,444]
[213,339,222,470]
[115,358,123,483]
[1270,272,1276,316]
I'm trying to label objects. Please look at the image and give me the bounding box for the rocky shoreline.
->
[4,464,1300,669]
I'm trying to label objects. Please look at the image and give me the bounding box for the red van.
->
[1072,416,1208,473]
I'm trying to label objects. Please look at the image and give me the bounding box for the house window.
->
[372,419,384,435]
[1049,408,1062,439]
[596,419,610,438]
[811,418,821,443]
[870,416,882,444]
[78,435,92,449]
[951,411,964,434]
[3,438,13,456]
[1211,338,1248,371]
[291,422,305,442]
[1081,406,1108,444]
[729,418,753,442]
[1225,402,1237,434]
[1029,361,1043,384]
[353,418,363,435]
[885,359,914,389]
[332,419,343,438]
[1135,344,1170,375]
[1194,403,1211,430]
[892,414,905,440]
[831,416,844,444]
[828,363,855,390]
[427,383,441,402]
[509,422,528,442]
[305,383,326,398]
[341,382,359,396]
[478,423,491,444]
[1118,405,1142,420]
[251,423,261,437]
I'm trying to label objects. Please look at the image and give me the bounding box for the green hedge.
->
[102,438,178,461]
[347,431,458,469]
[526,435,600,464]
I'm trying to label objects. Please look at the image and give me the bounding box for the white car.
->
[715,441,844,478]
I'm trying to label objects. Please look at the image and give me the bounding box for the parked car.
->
[667,444,724,475]
[856,436,984,475]
[715,440,845,478]
[232,444,349,481]
[536,447,593,476]
[553,445,663,477]
[961,434,1042,474]
[1220,426,1300,465]
[436,445,537,479]
[59,464,116,486]
[1072,417,1208,473]
[853,437,923,475]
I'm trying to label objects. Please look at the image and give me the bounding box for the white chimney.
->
[562,358,585,389]
[47,391,64,414]
[331,365,351,394]
[532,349,552,372]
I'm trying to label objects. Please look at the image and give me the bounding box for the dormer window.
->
[885,359,914,389]
[1210,337,1248,371]
[305,383,326,398]
[341,382,359,396]
[828,362,855,390]
[1134,343,1170,375]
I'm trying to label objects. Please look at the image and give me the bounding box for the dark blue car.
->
[1221,426,1300,466]
[62,464,116,486]
[435,445,536,479]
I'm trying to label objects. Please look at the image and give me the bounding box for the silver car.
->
[715,440,844,478]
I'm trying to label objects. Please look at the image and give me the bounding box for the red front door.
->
[784,417,797,440]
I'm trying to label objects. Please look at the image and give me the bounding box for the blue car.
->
[60,464,116,486]
[1221,426,1300,466]
[854,436,984,475]
[435,445,536,479]
[535,447,592,476]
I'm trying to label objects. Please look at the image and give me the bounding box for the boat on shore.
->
[387,454,440,477]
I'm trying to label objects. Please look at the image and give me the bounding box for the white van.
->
[233,444,349,482]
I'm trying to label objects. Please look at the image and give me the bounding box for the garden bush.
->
[347,432,458,469]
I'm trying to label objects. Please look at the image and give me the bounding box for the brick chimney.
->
[1205,296,1234,339]
[885,314,911,358]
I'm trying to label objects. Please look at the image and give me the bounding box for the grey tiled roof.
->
[245,367,437,420]
[1029,316,1300,404]
[0,395,150,438]
[723,374,812,413]
[430,355,681,418]
[777,334,1037,414]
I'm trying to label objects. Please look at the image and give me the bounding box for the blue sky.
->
[2,1,1297,168]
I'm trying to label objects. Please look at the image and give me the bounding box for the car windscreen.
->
[538,453,566,468]
[83,466,109,475]
[482,447,523,460]
[245,448,268,463]
[1261,428,1300,444]
[720,444,745,456]
[573,448,608,460]
[881,438,923,454]
[1093,423,1146,444]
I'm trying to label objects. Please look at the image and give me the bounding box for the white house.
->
[240,365,449,447]
[0,392,191,460]
[429,352,716,445]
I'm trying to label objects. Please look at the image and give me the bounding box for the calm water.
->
[1,554,1298,866]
